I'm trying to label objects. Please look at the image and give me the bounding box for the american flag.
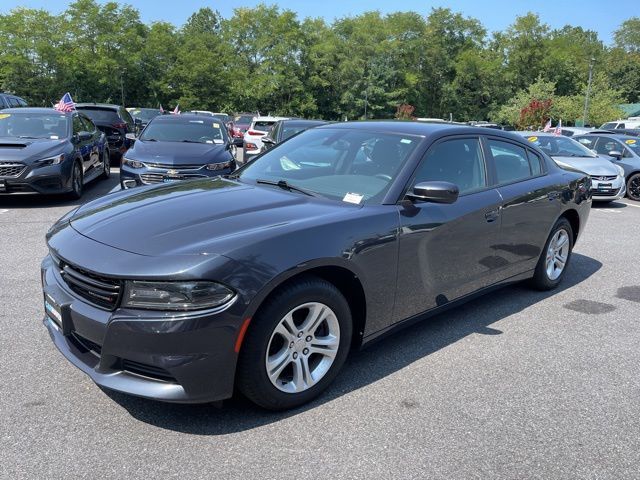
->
[54,92,75,112]
[172,104,180,115]
[543,119,552,132]
[554,119,562,136]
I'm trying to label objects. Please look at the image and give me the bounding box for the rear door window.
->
[72,115,84,135]
[488,139,538,184]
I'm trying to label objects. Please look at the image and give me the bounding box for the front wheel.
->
[529,218,573,291]
[100,148,111,179]
[627,173,640,201]
[68,161,83,200]
[237,276,352,410]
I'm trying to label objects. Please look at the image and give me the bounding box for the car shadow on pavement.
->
[105,252,602,434]
[0,169,120,210]
[591,201,627,209]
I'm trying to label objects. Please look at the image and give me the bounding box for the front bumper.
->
[120,161,235,189]
[41,252,246,403]
[0,160,73,194]
[590,176,626,201]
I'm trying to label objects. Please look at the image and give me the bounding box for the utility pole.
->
[582,58,595,127]
[120,69,126,107]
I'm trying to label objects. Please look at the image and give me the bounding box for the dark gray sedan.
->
[42,122,591,410]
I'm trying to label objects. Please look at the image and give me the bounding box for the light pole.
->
[120,69,126,107]
[582,57,595,127]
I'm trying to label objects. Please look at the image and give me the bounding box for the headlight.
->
[123,157,145,169]
[206,161,232,171]
[122,281,234,311]
[615,164,625,177]
[35,154,64,166]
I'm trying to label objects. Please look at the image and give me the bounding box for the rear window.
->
[253,121,276,133]
[236,115,254,124]
[77,108,120,123]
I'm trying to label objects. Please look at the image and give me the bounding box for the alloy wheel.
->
[545,228,570,281]
[103,150,110,178]
[265,302,340,394]
[628,174,640,201]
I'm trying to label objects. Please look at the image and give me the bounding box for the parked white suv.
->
[242,116,288,163]
[600,117,640,130]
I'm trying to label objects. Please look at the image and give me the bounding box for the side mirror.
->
[125,133,137,141]
[608,150,623,160]
[407,181,459,204]
[78,131,92,141]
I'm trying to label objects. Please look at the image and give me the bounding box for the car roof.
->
[514,131,566,137]
[76,103,121,110]
[575,132,639,140]
[281,119,328,127]
[0,107,72,115]
[253,116,288,122]
[151,113,226,124]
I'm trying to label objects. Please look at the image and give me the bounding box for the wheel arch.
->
[560,208,580,243]
[242,261,368,351]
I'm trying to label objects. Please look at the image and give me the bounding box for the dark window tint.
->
[527,150,543,176]
[594,138,623,156]
[80,116,96,132]
[489,139,537,184]
[414,138,486,195]
[253,121,276,133]
[8,97,20,107]
[120,107,134,127]
[77,108,120,124]
[17,98,27,107]
[72,115,84,135]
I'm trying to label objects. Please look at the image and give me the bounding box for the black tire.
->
[100,148,111,179]
[68,161,83,200]
[529,217,573,291]
[627,173,640,202]
[237,276,352,410]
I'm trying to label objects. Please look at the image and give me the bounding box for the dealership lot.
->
[1,177,640,479]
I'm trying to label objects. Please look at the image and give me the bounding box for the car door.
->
[486,137,562,277]
[393,135,504,322]
[72,114,92,175]
[80,115,101,171]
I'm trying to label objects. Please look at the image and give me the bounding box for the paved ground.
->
[1,174,640,479]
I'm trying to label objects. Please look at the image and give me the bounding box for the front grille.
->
[140,173,207,185]
[592,188,621,196]
[70,331,102,356]
[59,261,122,310]
[590,175,617,181]
[0,162,26,177]
[121,359,176,382]
[145,162,204,170]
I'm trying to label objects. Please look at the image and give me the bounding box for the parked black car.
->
[260,119,328,154]
[75,103,136,162]
[127,107,162,129]
[0,93,28,109]
[0,108,110,197]
[42,122,591,410]
[119,114,237,188]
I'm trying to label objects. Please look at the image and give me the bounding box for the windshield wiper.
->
[256,179,320,197]
[142,138,157,142]
[181,139,203,143]
[17,135,40,139]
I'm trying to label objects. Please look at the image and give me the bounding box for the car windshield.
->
[237,127,419,204]
[140,119,227,143]
[130,109,161,122]
[0,112,69,139]
[524,134,596,158]
[600,122,619,129]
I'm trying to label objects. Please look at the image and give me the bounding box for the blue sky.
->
[2,0,636,44]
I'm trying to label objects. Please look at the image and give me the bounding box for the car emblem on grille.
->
[167,169,178,175]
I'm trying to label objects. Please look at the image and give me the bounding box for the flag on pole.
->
[543,119,552,132]
[554,119,562,136]
[159,104,164,114]
[172,104,180,115]
[54,92,75,112]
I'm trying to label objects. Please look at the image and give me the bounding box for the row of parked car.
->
[0,95,639,202]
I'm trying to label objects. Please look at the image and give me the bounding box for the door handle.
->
[484,209,500,222]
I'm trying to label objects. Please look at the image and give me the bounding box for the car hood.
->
[128,139,230,166]
[69,178,356,257]
[0,136,69,164]
[552,156,620,176]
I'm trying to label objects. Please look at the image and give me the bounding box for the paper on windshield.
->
[343,192,363,204]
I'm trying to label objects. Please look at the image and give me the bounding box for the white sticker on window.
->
[206,140,213,144]
[189,120,204,124]
[400,139,412,144]
[343,192,363,204]
[213,123,220,128]
[50,135,59,140]
[213,139,224,144]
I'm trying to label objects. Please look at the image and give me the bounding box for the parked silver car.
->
[518,132,626,202]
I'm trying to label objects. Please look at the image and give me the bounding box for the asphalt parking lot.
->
[1,173,640,479]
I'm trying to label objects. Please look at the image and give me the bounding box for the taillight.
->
[247,130,265,136]
[245,143,258,150]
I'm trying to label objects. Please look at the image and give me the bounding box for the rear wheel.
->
[100,148,111,179]
[68,161,83,199]
[237,276,352,410]
[627,173,640,201]
[529,218,573,291]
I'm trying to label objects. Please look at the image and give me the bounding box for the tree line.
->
[1,0,639,127]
